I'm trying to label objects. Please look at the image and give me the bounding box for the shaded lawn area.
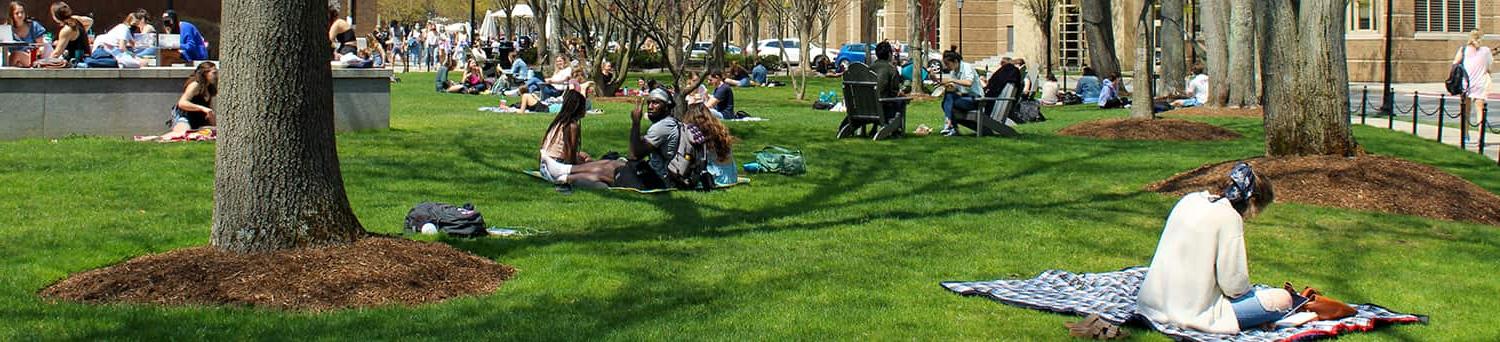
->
[0,73,1497,340]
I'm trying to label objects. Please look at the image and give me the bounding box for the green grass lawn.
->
[1,73,1498,340]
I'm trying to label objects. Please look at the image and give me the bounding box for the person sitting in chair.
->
[1138,163,1290,334]
[539,90,622,189]
[938,51,984,136]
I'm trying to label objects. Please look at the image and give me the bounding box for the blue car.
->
[835,43,875,68]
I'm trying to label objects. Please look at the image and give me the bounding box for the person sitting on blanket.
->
[705,72,740,119]
[138,62,217,142]
[620,88,681,190]
[679,103,738,186]
[539,90,622,188]
[1138,162,1283,334]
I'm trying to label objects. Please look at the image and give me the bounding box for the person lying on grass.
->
[539,90,621,188]
[1138,162,1288,334]
[137,62,217,142]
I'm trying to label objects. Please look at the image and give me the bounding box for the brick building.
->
[743,0,1461,83]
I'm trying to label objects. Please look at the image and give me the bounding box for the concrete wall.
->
[0,68,391,140]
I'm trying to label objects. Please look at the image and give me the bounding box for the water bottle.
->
[499,98,508,108]
[743,162,764,174]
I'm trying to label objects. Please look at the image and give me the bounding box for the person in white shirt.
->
[1137,163,1288,334]
[1172,65,1211,108]
[92,9,150,54]
[1038,74,1061,105]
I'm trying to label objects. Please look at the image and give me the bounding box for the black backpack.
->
[1447,46,1469,96]
[404,202,488,237]
[1010,99,1047,124]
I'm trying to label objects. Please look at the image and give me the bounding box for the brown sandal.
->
[1064,314,1130,339]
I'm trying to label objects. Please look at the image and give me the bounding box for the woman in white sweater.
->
[1137,163,1285,334]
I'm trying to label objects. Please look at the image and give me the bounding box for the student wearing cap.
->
[1137,163,1286,334]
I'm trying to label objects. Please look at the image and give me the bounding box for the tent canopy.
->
[492,4,534,18]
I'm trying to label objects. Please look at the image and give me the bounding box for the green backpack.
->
[754,146,806,176]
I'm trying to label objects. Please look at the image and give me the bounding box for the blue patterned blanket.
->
[941,267,1426,341]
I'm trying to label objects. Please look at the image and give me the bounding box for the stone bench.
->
[0,67,391,140]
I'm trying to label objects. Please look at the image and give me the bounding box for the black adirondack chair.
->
[838,63,911,140]
[952,84,1020,137]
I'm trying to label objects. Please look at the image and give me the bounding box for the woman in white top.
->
[1454,30,1496,137]
[1137,163,1286,334]
[1038,74,1061,105]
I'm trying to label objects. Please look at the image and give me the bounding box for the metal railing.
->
[1349,86,1497,166]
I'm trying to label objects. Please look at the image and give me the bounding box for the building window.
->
[1057,0,1088,68]
[1348,0,1377,31]
[1415,0,1477,33]
[1007,26,1015,53]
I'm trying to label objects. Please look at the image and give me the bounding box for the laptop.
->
[0,25,15,43]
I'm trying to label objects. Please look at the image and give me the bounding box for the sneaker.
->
[504,89,520,97]
[941,128,958,136]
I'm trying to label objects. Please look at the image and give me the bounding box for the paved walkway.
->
[1354,116,1500,162]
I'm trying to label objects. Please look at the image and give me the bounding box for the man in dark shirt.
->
[706,72,738,119]
[870,41,904,98]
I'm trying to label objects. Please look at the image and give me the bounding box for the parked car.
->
[835,43,871,68]
[685,42,743,60]
[755,39,835,66]
[893,42,944,71]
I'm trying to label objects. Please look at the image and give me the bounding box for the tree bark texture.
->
[1200,0,1229,107]
[1081,0,1121,78]
[1260,0,1356,157]
[908,0,927,93]
[1227,0,1259,107]
[860,0,880,43]
[1131,0,1156,120]
[214,0,365,253]
[1159,0,1186,97]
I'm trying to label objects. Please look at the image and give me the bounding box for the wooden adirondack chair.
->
[952,83,1021,137]
[838,63,911,140]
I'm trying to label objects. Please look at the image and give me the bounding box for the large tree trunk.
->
[1227,0,1259,108]
[860,0,879,43]
[1201,0,1229,107]
[546,0,561,62]
[1159,0,1186,97]
[1261,0,1356,157]
[908,0,926,93]
[1130,0,1156,120]
[744,0,760,55]
[1081,0,1121,78]
[214,0,365,253]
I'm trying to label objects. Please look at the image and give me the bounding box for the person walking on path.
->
[1453,30,1494,144]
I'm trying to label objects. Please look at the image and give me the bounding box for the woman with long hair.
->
[1453,30,1494,144]
[46,1,92,63]
[138,62,218,142]
[327,4,356,58]
[539,90,623,187]
[679,104,738,186]
[4,1,47,67]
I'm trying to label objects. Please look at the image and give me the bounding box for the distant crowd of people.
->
[4,1,209,68]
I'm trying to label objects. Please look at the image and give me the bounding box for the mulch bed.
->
[1058,118,1243,141]
[1147,155,1500,226]
[40,237,515,310]
[1166,107,1263,118]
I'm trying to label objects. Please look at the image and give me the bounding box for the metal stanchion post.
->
[1361,86,1368,125]
[1414,92,1422,135]
[1480,102,1488,154]
[1437,96,1446,143]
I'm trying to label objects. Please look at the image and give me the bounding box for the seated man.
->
[938,51,984,136]
[620,89,682,190]
[1171,65,1210,108]
[705,72,739,119]
[1138,163,1288,334]
[1076,67,1102,103]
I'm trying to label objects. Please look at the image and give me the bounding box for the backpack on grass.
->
[404,202,488,237]
[753,145,806,176]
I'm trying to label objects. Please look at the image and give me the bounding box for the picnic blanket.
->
[940,267,1426,342]
[521,169,749,194]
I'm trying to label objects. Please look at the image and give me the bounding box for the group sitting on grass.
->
[537,86,737,191]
